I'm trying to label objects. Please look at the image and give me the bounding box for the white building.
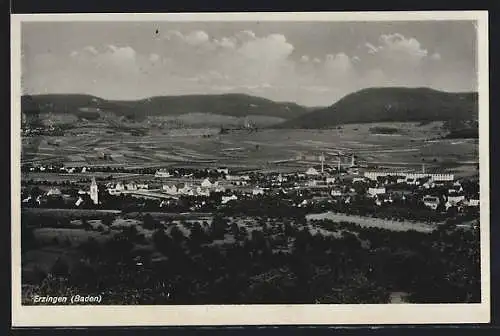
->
[46,188,62,196]
[467,198,480,207]
[155,169,172,178]
[126,182,138,191]
[364,171,454,182]
[75,197,84,207]
[201,178,219,189]
[447,193,465,205]
[367,187,386,197]
[216,168,229,175]
[305,167,320,176]
[326,177,336,184]
[195,187,211,197]
[331,189,342,197]
[162,183,178,195]
[137,183,149,190]
[108,182,125,195]
[375,195,393,206]
[252,187,265,195]
[225,174,250,181]
[222,195,238,204]
[422,196,440,210]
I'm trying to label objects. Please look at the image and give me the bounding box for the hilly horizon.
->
[21,93,311,121]
[21,87,478,131]
[275,87,478,129]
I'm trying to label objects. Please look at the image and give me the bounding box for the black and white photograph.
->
[11,11,490,326]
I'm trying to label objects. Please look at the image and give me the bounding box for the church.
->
[90,177,99,205]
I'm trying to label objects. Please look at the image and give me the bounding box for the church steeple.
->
[90,176,99,205]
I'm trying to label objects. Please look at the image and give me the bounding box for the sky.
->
[21,20,478,107]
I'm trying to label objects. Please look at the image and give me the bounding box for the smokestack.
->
[320,153,325,174]
[422,163,425,174]
[351,155,355,167]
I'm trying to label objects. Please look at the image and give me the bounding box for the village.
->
[21,152,480,228]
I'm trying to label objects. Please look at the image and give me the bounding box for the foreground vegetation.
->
[21,210,480,305]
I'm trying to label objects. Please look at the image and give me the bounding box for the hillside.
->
[275,87,478,129]
[21,93,309,121]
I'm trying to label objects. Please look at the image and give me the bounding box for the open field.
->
[306,212,438,233]
[21,122,479,175]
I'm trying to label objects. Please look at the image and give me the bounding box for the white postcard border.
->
[11,11,490,327]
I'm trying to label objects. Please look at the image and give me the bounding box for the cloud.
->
[237,33,294,61]
[24,28,460,106]
[365,33,429,66]
[431,52,441,61]
[324,53,352,74]
[184,30,210,46]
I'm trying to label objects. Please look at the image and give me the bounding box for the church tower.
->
[90,177,99,205]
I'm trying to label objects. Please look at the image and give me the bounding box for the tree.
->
[102,215,114,227]
[211,214,228,240]
[51,257,69,277]
[170,225,186,243]
[142,213,160,230]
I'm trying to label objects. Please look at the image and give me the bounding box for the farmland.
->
[22,122,479,176]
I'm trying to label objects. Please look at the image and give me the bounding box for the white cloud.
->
[324,53,352,74]
[184,30,210,46]
[366,33,429,66]
[25,29,457,106]
[431,52,442,61]
[83,46,98,55]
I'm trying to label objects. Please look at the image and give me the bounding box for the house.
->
[214,186,226,193]
[225,174,250,181]
[325,177,336,184]
[75,197,84,207]
[352,177,365,184]
[331,189,343,197]
[221,195,238,204]
[307,180,318,187]
[467,198,480,207]
[277,174,287,183]
[136,183,149,190]
[195,186,211,197]
[397,177,407,184]
[367,187,386,197]
[126,182,138,191]
[405,177,418,185]
[177,183,193,195]
[162,184,178,195]
[447,193,465,205]
[422,195,440,210]
[305,167,320,176]
[252,187,265,195]
[108,182,125,195]
[375,194,393,206]
[201,178,219,188]
[216,168,229,175]
[46,188,62,196]
[155,169,172,178]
